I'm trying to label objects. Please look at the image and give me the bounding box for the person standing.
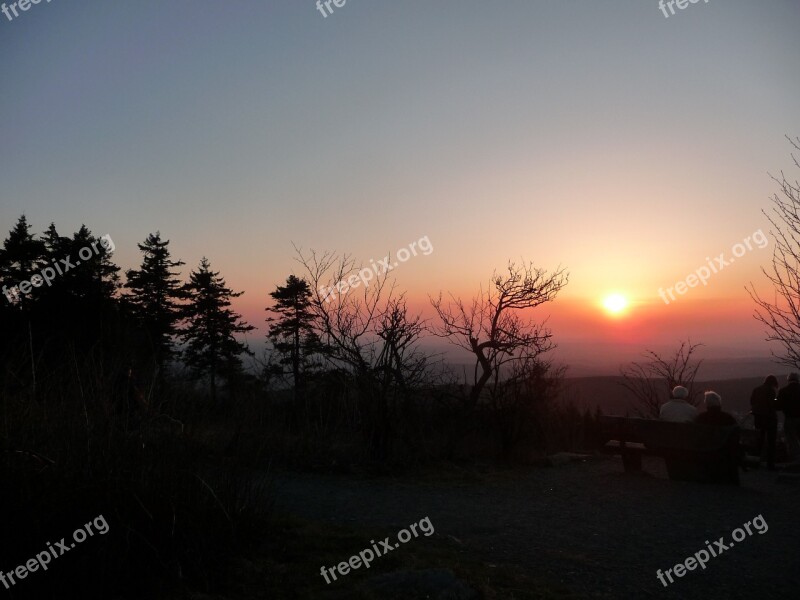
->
[750,375,778,470]
[777,372,800,463]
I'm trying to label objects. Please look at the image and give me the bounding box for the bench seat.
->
[599,416,740,484]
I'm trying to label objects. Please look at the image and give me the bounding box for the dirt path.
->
[272,456,800,599]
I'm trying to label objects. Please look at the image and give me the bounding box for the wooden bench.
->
[599,416,741,484]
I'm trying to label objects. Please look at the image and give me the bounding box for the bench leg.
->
[622,450,642,472]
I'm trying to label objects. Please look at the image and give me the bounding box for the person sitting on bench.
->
[695,391,737,426]
[659,385,698,422]
[694,391,741,483]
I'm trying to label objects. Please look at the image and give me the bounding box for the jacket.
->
[777,381,800,419]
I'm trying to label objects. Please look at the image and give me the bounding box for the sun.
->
[602,293,629,316]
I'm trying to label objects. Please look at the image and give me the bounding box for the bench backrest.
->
[599,416,737,452]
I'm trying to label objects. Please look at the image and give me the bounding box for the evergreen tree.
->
[124,232,185,372]
[42,223,70,258]
[37,223,123,355]
[0,215,47,307]
[180,258,254,400]
[0,216,46,389]
[41,224,120,302]
[266,275,323,405]
[0,218,125,391]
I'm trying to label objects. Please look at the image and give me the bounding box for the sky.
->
[2,0,799,374]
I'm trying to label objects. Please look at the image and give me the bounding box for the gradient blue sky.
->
[2,0,799,372]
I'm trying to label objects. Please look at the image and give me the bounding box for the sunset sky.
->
[2,0,799,373]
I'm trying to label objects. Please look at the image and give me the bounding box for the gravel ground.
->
[272,456,800,599]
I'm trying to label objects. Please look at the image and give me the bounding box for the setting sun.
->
[602,293,629,316]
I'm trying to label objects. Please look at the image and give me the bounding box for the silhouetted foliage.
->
[748,135,800,368]
[0,215,47,308]
[294,248,439,459]
[619,339,704,417]
[180,257,254,401]
[2,216,586,597]
[432,260,568,409]
[266,275,324,408]
[124,232,186,374]
[0,218,129,399]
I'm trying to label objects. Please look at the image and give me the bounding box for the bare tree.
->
[294,246,408,373]
[293,246,436,458]
[619,340,704,418]
[431,261,568,409]
[375,297,430,392]
[489,352,566,458]
[747,136,800,369]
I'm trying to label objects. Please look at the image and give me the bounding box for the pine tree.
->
[181,258,254,400]
[124,232,185,372]
[0,218,123,390]
[37,224,123,355]
[0,215,47,307]
[266,275,323,406]
[42,223,70,258]
[42,224,120,302]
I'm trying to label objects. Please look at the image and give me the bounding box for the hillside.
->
[559,375,767,418]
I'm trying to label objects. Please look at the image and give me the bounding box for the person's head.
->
[765,375,778,388]
[704,391,722,411]
[672,386,689,401]
[788,373,799,384]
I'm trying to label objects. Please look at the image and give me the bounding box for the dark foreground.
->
[271,456,800,599]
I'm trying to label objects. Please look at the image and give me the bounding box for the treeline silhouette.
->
[0,215,601,598]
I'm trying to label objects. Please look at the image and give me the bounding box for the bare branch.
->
[619,340,704,417]
[747,136,800,369]
[431,260,568,408]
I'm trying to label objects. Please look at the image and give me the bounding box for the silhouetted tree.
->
[124,232,185,374]
[294,247,434,458]
[748,136,800,368]
[266,275,323,409]
[0,215,47,308]
[432,261,568,409]
[293,248,430,378]
[0,218,127,396]
[37,224,123,357]
[619,340,704,417]
[180,257,254,401]
[375,296,429,392]
[0,216,47,393]
[490,354,565,458]
[40,224,120,303]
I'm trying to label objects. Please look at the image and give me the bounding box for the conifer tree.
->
[0,215,47,307]
[266,275,323,406]
[41,224,120,302]
[124,232,185,371]
[181,258,254,400]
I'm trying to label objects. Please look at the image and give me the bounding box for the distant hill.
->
[554,353,782,379]
[558,375,766,419]
[411,342,783,379]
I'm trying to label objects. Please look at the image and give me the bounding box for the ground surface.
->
[272,456,800,599]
